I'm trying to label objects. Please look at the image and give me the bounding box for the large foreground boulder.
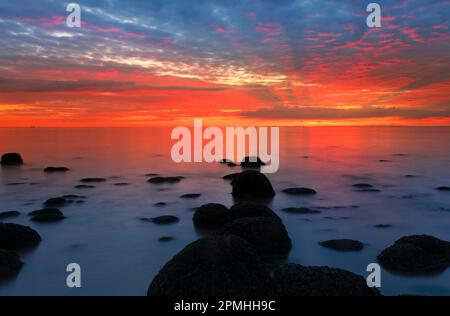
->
[217,217,292,259]
[0,223,41,250]
[193,204,229,230]
[0,248,22,278]
[148,235,274,296]
[378,235,450,275]
[1,153,23,166]
[231,170,275,199]
[273,264,381,296]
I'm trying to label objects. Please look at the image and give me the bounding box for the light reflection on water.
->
[0,126,449,295]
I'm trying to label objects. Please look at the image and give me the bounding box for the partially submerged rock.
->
[193,204,229,230]
[217,217,292,259]
[147,176,184,184]
[228,203,281,222]
[378,235,450,275]
[240,156,266,168]
[0,249,22,278]
[436,186,450,192]
[231,170,275,199]
[0,211,21,220]
[43,197,66,207]
[180,193,201,199]
[281,207,320,214]
[1,153,23,166]
[80,178,106,183]
[148,235,274,296]
[0,223,41,250]
[282,187,317,196]
[319,239,364,251]
[29,208,65,222]
[273,264,381,296]
[151,215,179,225]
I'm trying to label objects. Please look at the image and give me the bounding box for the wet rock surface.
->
[378,235,450,275]
[273,264,381,296]
[148,235,274,296]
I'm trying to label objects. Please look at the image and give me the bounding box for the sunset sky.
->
[0,0,449,126]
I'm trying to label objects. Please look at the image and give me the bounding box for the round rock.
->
[273,264,381,296]
[319,239,364,251]
[217,216,292,259]
[193,203,229,230]
[0,223,41,250]
[378,235,450,275]
[231,170,275,198]
[1,153,23,166]
[148,235,274,296]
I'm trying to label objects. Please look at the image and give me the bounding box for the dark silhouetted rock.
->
[281,207,321,214]
[114,182,129,186]
[217,217,292,259]
[282,187,317,195]
[1,153,23,166]
[227,162,237,167]
[180,193,201,199]
[219,158,233,164]
[44,167,69,173]
[75,185,95,189]
[151,216,179,225]
[378,235,450,275]
[193,204,229,230]
[228,203,280,222]
[159,236,175,242]
[231,170,275,198]
[147,176,184,184]
[436,186,450,192]
[154,202,167,207]
[0,211,21,220]
[80,178,106,183]
[352,183,373,188]
[29,208,65,222]
[223,173,240,181]
[43,197,66,207]
[374,224,392,229]
[0,223,41,250]
[148,235,274,296]
[273,264,381,296]
[319,239,364,251]
[240,156,266,168]
[0,249,22,278]
[356,188,381,193]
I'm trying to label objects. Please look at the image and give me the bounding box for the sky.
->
[0,0,449,127]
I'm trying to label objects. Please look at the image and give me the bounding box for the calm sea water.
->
[0,126,449,296]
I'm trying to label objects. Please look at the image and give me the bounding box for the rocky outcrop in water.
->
[0,153,23,166]
[231,170,275,199]
[0,223,41,250]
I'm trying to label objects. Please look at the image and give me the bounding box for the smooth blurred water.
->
[0,126,449,296]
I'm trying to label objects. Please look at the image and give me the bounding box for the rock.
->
[147,176,184,184]
[44,167,69,173]
[154,202,167,207]
[1,153,23,166]
[0,211,21,220]
[148,235,274,296]
[377,235,450,275]
[273,264,381,296]
[0,249,22,278]
[159,236,175,242]
[227,162,237,167]
[282,187,317,195]
[228,203,281,222]
[240,156,266,168]
[231,170,275,198]
[29,208,65,222]
[80,178,106,183]
[319,239,364,251]
[151,216,179,225]
[352,183,373,188]
[436,186,450,192]
[193,204,229,230]
[0,223,41,250]
[222,173,240,181]
[43,197,66,207]
[75,185,95,189]
[217,217,292,259]
[114,182,129,186]
[180,193,201,199]
[281,207,321,214]
[374,224,392,229]
[356,188,381,193]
